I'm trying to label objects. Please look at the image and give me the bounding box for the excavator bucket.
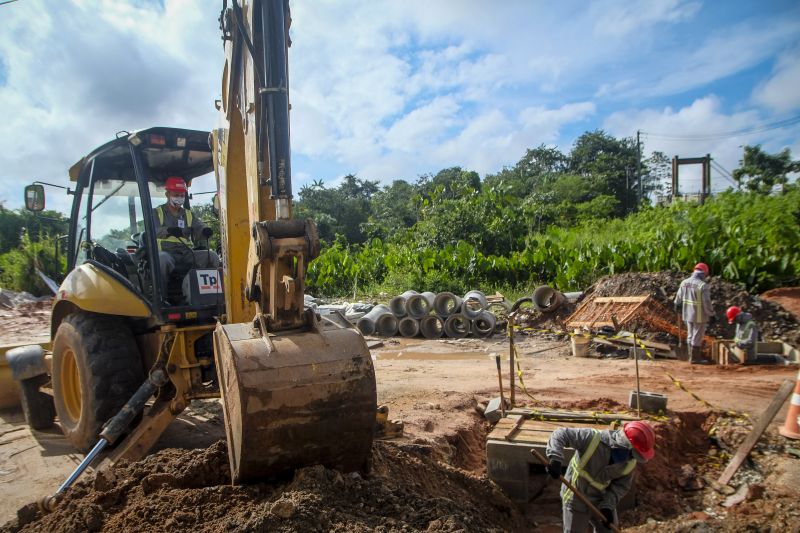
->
[213,316,376,483]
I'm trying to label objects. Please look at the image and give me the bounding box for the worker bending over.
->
[726,306,759,363]
[546,421,655,533]
[154,176,219,297]
[674,263,713,364]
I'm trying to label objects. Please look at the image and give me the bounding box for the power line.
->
[641,114,800,141]
[0,0,22,6]
[710,160,738,188]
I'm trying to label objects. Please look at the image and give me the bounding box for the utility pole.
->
[636,130,642,202]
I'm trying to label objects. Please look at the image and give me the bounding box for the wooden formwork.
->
[565,294,716,353]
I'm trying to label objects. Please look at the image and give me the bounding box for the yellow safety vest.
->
[155,205,193,251]
[563,430,637,505]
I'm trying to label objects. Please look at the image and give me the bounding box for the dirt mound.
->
[761,287,800,321]
[586,271,800,346]
[3,440,525,533]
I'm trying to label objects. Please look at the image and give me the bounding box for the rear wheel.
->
[52,312,145,452]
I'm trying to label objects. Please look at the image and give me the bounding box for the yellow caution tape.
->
[507,322,750,421]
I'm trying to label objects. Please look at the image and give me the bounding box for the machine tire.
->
[19,374,56,430]
[52,312,145,452]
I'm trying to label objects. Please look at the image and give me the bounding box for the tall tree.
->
[568,130,640,213]
[733,145,799,194]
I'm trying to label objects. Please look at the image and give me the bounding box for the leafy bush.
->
[306,189,800,297]
[0,232,66,295]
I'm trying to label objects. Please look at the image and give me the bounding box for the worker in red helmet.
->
[154,176,218,301]
[726,306,759,363]
[546,420,655,532]
[674,263,713,364]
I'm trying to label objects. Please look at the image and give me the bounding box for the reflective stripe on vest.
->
[155,205,193,251]
[562,430,637,505]
[682,280,706,314]
[735,320,755,344]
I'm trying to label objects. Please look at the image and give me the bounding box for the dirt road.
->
[3,331,797,529]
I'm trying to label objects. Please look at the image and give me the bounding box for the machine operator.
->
[154,176,219,296]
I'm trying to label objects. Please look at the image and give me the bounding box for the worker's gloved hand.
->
[201,227,213,239]
[167,227,183,238]
[600,508,615,528]
[546,459,561,479]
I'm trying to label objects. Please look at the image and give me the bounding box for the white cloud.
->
[591,0,701,37]
[752,49,800,113]
[0,0,797,213]
[0,0,221,212]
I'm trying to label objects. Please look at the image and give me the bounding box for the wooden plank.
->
[717,379,795,486]
[594,296,649,303]
[507,408,638,422]
[495,419,608,431]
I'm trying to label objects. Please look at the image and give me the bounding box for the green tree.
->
[733,145,799,194]
[294,175,379,244]
[569,130,640,213]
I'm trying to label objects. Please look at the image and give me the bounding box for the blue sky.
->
[1,0,799,214]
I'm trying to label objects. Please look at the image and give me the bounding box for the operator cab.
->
[27,127,223,325]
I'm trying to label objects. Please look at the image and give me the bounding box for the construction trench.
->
[1,271,800,532]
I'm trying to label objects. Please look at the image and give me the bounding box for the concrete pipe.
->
[419,315,445,339]
[357,304,393,336]
[406,291,436,319]
[433,292,464,317]
[532,285,565,313]
[389,290,419,317]
[472,311,496,337]
[444,314,471,338]
[462,290,488,319]
[376,313,399,337]
[398,317,420,338]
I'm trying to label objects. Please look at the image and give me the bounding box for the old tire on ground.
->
[19,374,56,430]
[52,312,145,452]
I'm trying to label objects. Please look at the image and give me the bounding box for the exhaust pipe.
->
[444,314,471,338]
[433,292,463,317]
[389,290,418,317]
[398,317,420,338]
[406,291,436,319]
[357,304,394,336]
[462,290,487,319]
[419,315,444,339]
[472,311,496,337]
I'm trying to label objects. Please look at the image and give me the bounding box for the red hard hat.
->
[726,306,742,324]
[694,263,709,275]
[164,176,188,193]
[623,421,655,461]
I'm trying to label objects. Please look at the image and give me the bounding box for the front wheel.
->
[51,312,144,452]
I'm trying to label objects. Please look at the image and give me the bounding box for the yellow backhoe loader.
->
[6,0,378,505]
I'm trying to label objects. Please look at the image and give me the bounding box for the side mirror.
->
[24,184,45,212]
[212,192,220,217]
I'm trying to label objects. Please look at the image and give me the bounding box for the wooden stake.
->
[509,318,515,406]
[717,379,794,486]
[495,354,506,417]
[633,333,642,419]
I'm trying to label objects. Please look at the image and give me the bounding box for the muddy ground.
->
[3,331,800,532]
[1,278,799,532]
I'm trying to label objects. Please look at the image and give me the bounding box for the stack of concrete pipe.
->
[357,289,501,339]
